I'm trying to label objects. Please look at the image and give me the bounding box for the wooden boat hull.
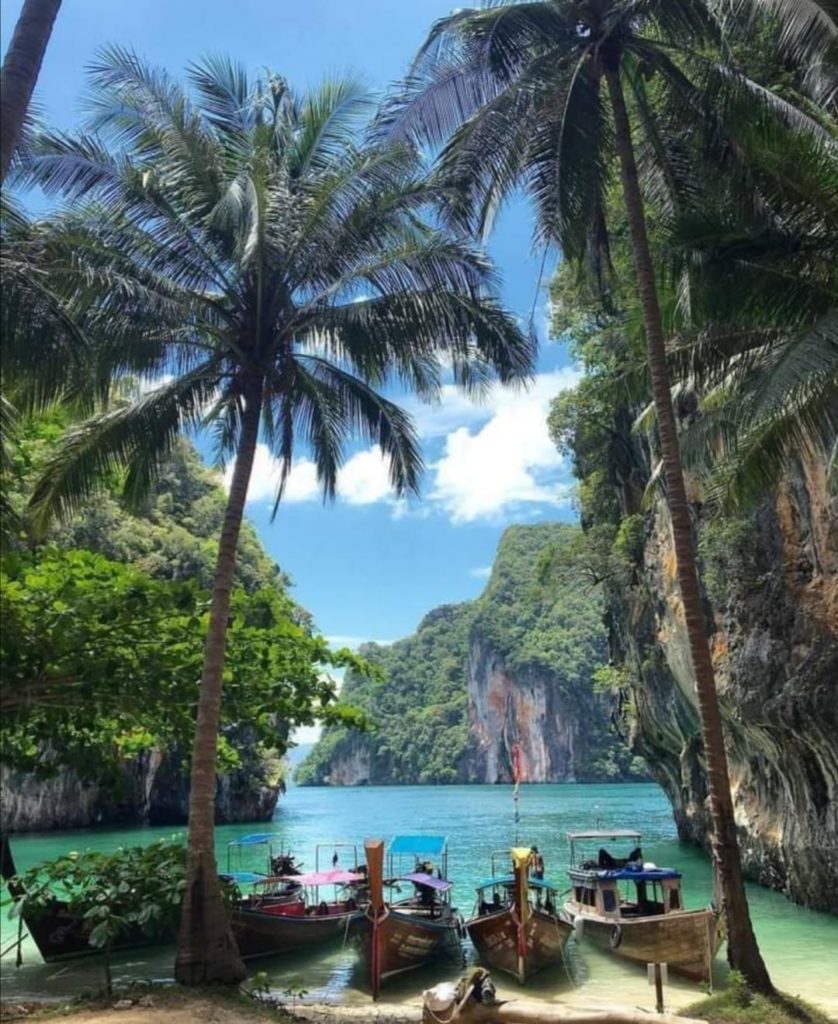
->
[231,905,359,961]
[466,908,572,983]
[11,899,161,963]
[352,908,462,986]
[564,904,722,983]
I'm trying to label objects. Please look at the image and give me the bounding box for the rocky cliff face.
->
[610,458,837,911]
[464,638,583,782]
[1,738,282,832]
[314,736,373,787]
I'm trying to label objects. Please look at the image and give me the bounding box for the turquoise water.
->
[2,783,837,1015]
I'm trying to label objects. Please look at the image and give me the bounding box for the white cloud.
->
[469,566,493,579]
[407,385,495,439]
[325,635,393,650]
[292,724,322,744]
[336,446,394,505]
[223,367,581,524]
[224,444,397,507]
[426,368,580,523]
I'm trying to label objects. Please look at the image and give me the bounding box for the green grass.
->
[686,975,835,1024]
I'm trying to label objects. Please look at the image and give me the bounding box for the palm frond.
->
[290,76,372,178]
[27,366,222,533]
[291,355,423,503]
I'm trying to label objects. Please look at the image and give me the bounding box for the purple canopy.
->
[261,869,364,887]
[401,872,453,891]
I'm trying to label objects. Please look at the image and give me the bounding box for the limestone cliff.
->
[464,637,583,783]
[0,735,283,832]
[297,524,648,787]
[610,458,837,911]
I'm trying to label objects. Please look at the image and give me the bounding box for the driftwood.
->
[422,970,703,1024]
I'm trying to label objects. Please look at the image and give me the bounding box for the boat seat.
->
[597,846,643,869]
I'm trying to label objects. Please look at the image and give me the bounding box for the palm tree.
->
[666,179,838,508]
[18,51,534,984]
[0,0,62,184]
[376,0,832,992]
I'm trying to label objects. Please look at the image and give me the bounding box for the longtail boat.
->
[1,836,358,965]
[222,832,299,889]
[466,847,572,983]
[562,830,724,985]
[353,836,463,999]
[0,837,166,963]
[231,866,366,960]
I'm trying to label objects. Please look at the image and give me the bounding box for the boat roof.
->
[260,869,364,887]
[400,872,453,892]
[223,870,268,884]
[572,867,681,882]
[477,875,558,892]
[567,830,643,840]
[389,835,447,857]
[228,832,279,847]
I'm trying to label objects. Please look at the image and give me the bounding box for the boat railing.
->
[315,842,360,873]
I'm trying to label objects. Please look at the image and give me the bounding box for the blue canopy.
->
[228,833,278,847]
[477,875,558,892]
[222,870,268,884]
[389,835,447,857]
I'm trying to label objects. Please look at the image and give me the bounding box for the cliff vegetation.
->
[297,523,648,786]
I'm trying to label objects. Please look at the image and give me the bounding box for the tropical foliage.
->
[1,420,361,784]
[298,523,647,787]
[8,840,189,991]
[12,55,533,533]
[5,416,291,594]
[0,545,359,776]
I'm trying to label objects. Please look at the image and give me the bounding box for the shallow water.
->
[2,783,836,1015]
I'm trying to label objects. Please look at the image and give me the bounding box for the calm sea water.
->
[2,783,836,1015]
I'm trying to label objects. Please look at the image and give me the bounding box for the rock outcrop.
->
[464,637,588,782]
[314,736,372,787]
[1,738,283,832]
[610,458,838,912]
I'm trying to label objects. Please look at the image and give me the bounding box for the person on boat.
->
[531,847,545,879]
[418,882,435,910]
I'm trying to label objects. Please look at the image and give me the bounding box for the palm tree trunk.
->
[0,0,62,185]
[604,67,773,994]
[174,375,263,986]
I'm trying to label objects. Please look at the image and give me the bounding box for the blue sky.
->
[1,0,579,650]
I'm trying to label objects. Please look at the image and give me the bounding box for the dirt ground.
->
[0,995,420,1024]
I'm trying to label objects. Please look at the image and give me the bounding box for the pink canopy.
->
[261,869,364,887]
